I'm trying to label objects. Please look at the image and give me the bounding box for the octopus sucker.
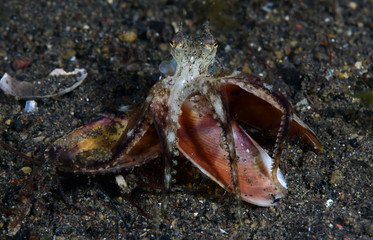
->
[46,23,322,224]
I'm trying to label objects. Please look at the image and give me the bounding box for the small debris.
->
[119,31,138,43]
[210,202,218,213]
[262,2,274,12]
[20,166,32,174]
[275,51,283,59]
[219,228,228,234]
[354,61,362,69]
[349,2,357,10]
[115,175,128,191]
[0,68,87,100]
[295,98,311,112]
[336,71,349,79]
[0,73,35,98]
[325,199,333,208]
[335,223,343,230]
[171,218,179,231]
[159,43,169,52]
[5,119,13,125]
[330,169,343,185]
[12,58,31,70]
[25,100,38,112]
[33,136,46,142]
[126,63,141,72]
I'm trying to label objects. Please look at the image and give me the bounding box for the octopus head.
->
[169,23,218,75]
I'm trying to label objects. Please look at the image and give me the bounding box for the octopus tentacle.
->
[151,110,173,214]
[111,102,153,161]
[204,79,243,225]
[150,76,201,212]
[269,92,293,188]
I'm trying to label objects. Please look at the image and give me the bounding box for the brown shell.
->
[46,112,160,174]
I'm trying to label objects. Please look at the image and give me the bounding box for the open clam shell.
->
[178,96,287,206]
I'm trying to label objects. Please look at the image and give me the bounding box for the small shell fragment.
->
[0,68,87,100]
[325,199,333,208]
[0,73,35,98]
[115,175,128,191]
[25,100,38,112]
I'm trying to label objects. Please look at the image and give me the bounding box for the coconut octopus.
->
[46,23,322,219]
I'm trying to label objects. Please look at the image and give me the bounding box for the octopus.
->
[46,23,322,217]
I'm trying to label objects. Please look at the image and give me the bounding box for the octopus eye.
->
[204,44,212,51]
[213,41,218,49]
[204,41,217,53]
[171,40,183,49]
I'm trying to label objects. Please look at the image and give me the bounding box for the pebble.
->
[33,136,45,142]
[330,169,343,185]
[119,31,138,43]
[336,71,349,79]
[289,40,298,47]
[126,63,141,71]
[210,202,218,212]
[325,199,334,208]
[20,132,28,140]
[354,61,362,69]
[5,119,12,125]
[275,51,283,59]
[12,58,31,70]
[21,166,32,174]
[349,2,357,10]
[159,43,169,52]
